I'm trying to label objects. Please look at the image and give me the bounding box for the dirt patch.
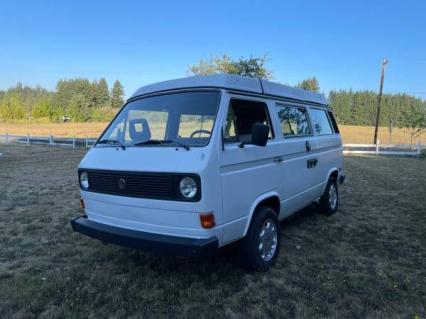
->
[0,145,425,318]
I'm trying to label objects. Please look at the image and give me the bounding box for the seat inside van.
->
[224,99,273,143]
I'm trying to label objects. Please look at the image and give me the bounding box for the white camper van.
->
[71,75,345,270]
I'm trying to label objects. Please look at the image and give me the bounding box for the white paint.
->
[131,74,328,105]
[78,75,344,249]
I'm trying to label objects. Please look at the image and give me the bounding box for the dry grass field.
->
[1,122,425,144]
[339,125,426,145]
[0,145,425,318]
[0,122,109,139]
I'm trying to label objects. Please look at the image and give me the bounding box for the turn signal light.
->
[200,212,215,229]
[79,198,85,209]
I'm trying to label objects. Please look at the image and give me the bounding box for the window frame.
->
[95,89,222,148]
[223,96,275,145]
[275,103,314,139]
[308,107,335,136]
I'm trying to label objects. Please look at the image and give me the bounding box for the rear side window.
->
[309,108,333,135]
[327,111,340,133]
[276,105,311,137]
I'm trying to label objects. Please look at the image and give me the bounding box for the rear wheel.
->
[319,177,338,215]
[240,206,281,271]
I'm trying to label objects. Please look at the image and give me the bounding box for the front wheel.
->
[319,177,339,215]
[240,207,281,271]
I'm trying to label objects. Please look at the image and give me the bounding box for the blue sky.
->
[0,0,425,98]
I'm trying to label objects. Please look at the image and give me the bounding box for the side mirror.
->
[239,123,269,148]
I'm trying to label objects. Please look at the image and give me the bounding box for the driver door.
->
[219,95,283,243]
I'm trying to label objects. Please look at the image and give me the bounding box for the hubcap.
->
[258,219,278,262]
[328,183,338,210]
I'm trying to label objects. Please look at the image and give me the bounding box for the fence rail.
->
[0,134,424,156]
[0,133,96,149]
[343,141,423,156]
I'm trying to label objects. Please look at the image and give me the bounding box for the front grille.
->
[79,169,200,201]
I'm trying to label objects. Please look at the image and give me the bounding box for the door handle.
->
[305,140,312,152]
[273,156,284,163]
[307,158,318,168]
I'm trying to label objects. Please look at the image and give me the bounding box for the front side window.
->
[224,98,274,144]
[276,105,311,137]
[98,91,220,147]
[309,108,333,135]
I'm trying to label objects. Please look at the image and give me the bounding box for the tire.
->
[240,206,281,271]
[319,177,339,215]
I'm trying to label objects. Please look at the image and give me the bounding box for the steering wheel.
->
[189,129,211,138]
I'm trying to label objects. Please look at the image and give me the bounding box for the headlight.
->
[179,177,197,199]
[79,171,89,190]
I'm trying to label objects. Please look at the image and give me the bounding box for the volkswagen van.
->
[71,75,345,270]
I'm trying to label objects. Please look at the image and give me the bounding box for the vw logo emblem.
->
[118,178,126,190]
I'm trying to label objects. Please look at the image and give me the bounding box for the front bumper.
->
[70,216,218,257]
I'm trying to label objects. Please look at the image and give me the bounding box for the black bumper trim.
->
[339,174,346,185]
[70,216,218,257]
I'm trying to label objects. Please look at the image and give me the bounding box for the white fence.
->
[0,134,424,156]
[0,133,96,149]
[343,141,423,157]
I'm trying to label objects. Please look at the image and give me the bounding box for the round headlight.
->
[80,171,89,190]
[179,177,197,199]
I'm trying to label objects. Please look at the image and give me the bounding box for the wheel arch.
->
[322,167,339,193]
[242,191,281,237]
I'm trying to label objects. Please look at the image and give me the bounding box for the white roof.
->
[131,74,328,105]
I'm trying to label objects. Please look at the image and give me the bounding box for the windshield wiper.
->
[96,139,126,150]
[161,139,190,150]
[133,139,163,146]
[134,139,190,150]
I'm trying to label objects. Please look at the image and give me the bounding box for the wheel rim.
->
[258,219,278,262]
[328,183,338,210]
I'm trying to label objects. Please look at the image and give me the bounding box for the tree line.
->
[188,55,425,133]
[0,79,124,122]
[329,90,426,127]
[0,54,424,134]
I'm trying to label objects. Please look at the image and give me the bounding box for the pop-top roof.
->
[130,74,328,106]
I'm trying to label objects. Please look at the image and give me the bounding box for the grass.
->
[0,122,109,138]
[338,125,425,145]
[0,145,425,318]
[1,122,425,145]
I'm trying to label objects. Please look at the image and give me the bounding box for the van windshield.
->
[97,91,220,148]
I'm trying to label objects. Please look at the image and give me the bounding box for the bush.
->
[90,107,118,122]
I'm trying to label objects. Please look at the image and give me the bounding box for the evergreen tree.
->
[94,78,110,108]
[111,80,124,108]
[53,78,93,121]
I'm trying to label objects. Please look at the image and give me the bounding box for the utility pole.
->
[373,59,389,144]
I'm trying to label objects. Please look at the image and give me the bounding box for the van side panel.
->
[307,107,343,196]
[220,144,283,244]
[277,139,323,217]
